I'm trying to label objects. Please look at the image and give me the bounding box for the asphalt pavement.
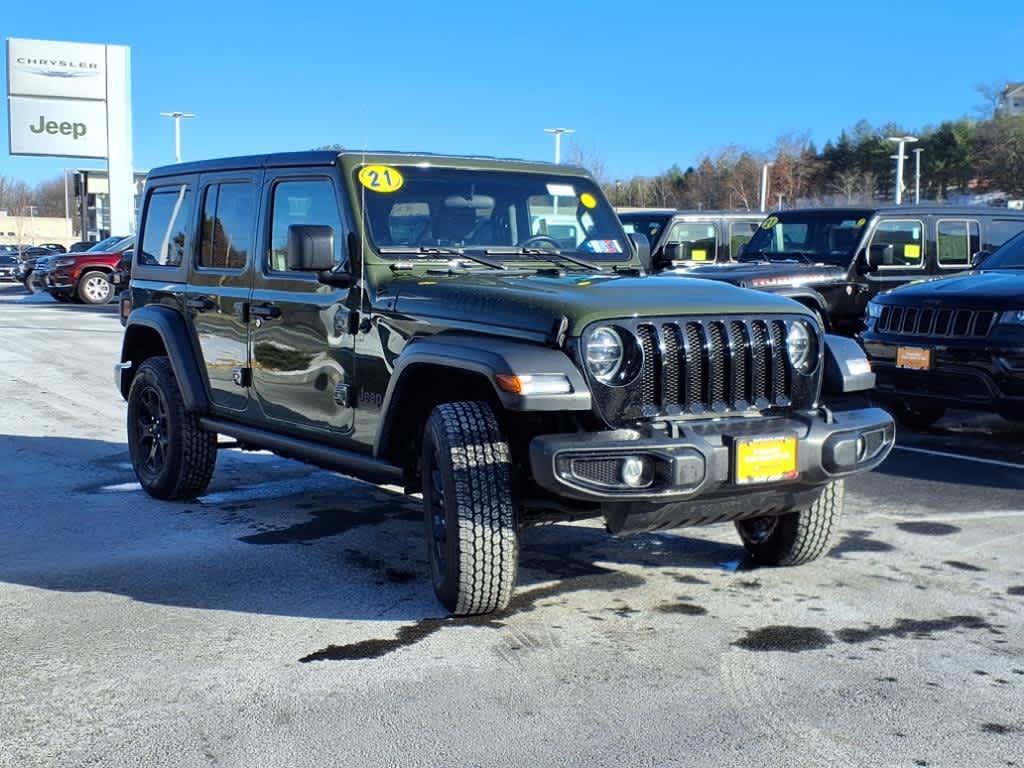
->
[1,283,1021,768]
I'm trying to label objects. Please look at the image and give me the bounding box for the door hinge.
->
[232,366,252,387]
[334,382,355,407]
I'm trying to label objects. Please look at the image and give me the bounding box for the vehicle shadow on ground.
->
[0,284,119,313]
[0,434,755,623]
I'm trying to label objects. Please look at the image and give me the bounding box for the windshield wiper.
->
[378,246,506,270]
[481,246,603,271]
[741,249,819,265]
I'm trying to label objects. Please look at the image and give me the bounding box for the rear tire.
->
[127,356,217,500]
[421,401,518,615]
[735,480,845,566]
[891,402,945,429]
[78,270,114,304]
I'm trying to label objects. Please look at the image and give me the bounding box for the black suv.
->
[659,206,1024,335]
[116,150,893,614]
[863,230,1024,425]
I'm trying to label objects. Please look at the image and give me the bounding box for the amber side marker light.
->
[494,374,572,396]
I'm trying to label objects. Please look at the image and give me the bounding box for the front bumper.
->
[529,406,894,504]
[865,337,1024,419]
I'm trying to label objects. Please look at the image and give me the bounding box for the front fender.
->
[119,305,209,412]
[373,334,592,457]
[823,334,875,394]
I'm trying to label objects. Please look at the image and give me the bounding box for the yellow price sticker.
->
[856,217,867,227]
[761,215,779,230]
[691,249,708,261]
[358,165,404,193]
[579,192,597,209]
[904,244,921,260]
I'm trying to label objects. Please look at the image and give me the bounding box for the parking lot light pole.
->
[887,135,918,205]
[760,162,773,212]
[913,148,923,204]
[543,128,574,165]
[160,112,197,163]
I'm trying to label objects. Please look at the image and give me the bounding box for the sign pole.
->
[105,44,134,235]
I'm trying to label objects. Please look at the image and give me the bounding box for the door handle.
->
[186,296,215,312]
[250,303,281,320]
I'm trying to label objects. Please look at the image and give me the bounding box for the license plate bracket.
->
[897,346,932,371]
[735,434,798,485]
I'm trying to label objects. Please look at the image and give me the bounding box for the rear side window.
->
[871,219,924,269]
[985,219,1024,251]
[729,221,760,259]
[199,182,256,270]
[937,219,980,268]
[269,179,342,272]
[139,185,193,267]
[666,220,717,262]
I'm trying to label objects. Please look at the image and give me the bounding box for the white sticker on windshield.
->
[546,184,576,197]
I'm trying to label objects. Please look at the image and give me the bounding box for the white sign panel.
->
[8,96,108,158]
[7,38,107,100]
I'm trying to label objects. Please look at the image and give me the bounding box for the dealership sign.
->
[6,37,135,234]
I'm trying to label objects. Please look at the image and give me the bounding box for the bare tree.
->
[566,141,608,185]
[974,80,1008,118]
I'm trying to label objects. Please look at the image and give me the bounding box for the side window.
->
[729,221,760,259]
[269,179,342,272]
[985,219,1024,251]
[139,185,193,267]
[199,182,256,270]
[666,220,717,262]
[937,220,980,268]
[871,219,924,269]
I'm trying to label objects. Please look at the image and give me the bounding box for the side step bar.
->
[199,417,404,486]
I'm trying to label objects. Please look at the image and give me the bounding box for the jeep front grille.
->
[583,315,818,427]
[877,306,995,339]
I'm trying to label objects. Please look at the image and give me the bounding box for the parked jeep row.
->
[114,150,894,615]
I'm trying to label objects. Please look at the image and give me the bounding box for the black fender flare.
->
[373,334,591,458]
[771,287,831,324]
[822,334,875,394]
[119,305,209,412]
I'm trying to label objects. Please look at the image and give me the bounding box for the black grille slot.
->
[917,308,934,335]
[934,309,953,336]
[902,307,918,333]
[683,322,706,411]
[571,458,621,486]
[707,323,727,409]
[636,325,658,408]
[768,320,788,404]
[728,321,750,407]
[974,311,995,336]
[662,324,681,408]
[953,310,971,336]
[750,321,769,405]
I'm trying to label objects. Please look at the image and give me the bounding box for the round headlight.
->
[787,320,817,374]
[586,326,623,382]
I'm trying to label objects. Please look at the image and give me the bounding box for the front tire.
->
[735,480,845,566]
[78,270,114,304]
[421,401,518,615]
[127,357,217,500]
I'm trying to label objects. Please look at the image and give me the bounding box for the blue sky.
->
[1,0,1020,185]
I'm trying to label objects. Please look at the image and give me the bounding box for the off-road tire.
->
[127,356,217,500]
[890,402,945,430]
[735,480,845,566]
[78,270,114,304]
[422,401,518,615]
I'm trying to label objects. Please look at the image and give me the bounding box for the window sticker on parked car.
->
[856,218,867,227]
[358,165,404,193]
[692,249,707,261]
[546,183,576,197]
[579,192,597,209]
[584,239,623,254]
[761,215,779,229]
[904,244,921,260]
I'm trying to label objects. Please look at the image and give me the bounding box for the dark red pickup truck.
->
[37,236,134,304]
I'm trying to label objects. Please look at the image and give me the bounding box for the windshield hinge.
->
[547,315,569,347]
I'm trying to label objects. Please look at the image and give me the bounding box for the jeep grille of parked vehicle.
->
[579,314,819,426]
[875,305,997,339]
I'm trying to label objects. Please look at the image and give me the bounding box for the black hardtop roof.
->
[618,208,764,218]
[147,149,574,179]
[770,205,1024,218]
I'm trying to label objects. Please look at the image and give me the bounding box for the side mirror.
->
[287,224,336,271]
[630,233,652,273]
[971,250,990,268]
[865,243,893,272]
[662,242,685,263]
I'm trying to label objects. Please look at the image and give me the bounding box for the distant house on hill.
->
[998,82,1024,116]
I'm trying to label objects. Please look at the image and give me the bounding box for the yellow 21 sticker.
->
[358,165,404,193]
[761,215,779,229]
[579,192,597,209]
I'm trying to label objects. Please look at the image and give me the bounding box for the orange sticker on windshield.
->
[358,165,404,193]
[579,192,597,209]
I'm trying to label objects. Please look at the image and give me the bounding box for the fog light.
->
[621,456,651,488]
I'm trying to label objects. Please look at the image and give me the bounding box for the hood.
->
[389,271,810,337]
[876,270,1024,311]
[671,262,847,288]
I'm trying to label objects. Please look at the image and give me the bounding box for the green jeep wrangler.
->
[115,150,894,615]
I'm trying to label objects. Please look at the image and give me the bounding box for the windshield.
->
[619,213,672,246]
[358,166,629,261]
[981,230,1024,269]
[742,211,870,265]
[88,236,125,252]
